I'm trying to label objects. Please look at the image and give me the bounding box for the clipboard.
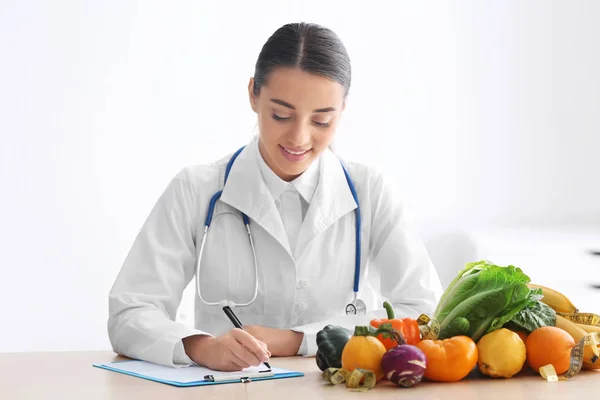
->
[93,359,304,387]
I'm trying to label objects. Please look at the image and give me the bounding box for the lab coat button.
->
[295,302,308,312]
[297,279,309,289]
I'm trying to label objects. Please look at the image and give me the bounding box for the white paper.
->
[100,360,280,384]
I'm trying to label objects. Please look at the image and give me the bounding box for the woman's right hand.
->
[182,329,271,371]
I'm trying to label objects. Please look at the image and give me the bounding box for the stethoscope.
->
[195,145,366,315]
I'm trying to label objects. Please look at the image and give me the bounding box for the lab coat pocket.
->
[196,207,263,324]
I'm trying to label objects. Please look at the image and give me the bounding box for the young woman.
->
[108,22,443,372]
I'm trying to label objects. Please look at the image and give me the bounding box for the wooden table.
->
[1,351,598,399]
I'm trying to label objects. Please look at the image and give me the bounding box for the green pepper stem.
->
[353,326,371,336]
[352,324,406,345]
[383,301,395,319]
[372,324,406,345]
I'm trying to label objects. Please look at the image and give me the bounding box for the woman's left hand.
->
[243,325,304,357]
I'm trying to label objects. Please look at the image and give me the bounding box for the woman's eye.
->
[272,113,290,121]
[272,112,330,127]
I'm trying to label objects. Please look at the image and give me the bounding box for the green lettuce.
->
[433,260,555,342]
[508,291,557,333]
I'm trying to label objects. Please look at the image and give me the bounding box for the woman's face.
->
[248,67,346,181]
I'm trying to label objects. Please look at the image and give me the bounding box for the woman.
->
[107,22,443,372]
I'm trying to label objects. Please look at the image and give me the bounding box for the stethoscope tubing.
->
[194,145,362,312]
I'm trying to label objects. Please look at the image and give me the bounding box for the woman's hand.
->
[243,326,304,356]
[183,329,271,371]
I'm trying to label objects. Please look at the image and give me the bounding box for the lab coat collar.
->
[220,136,357,260]
[292,157,320,204]
[256,150,288,202]
[295,146,358,258]
[219,137,292,256]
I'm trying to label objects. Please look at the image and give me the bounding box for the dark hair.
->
[253,22,351,97]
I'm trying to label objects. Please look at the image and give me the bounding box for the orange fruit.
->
[525,326,575,374]
[584,361,600,370]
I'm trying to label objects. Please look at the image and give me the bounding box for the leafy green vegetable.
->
[440,316,470,338]
[508,291,557,333]
[433,260,546,342]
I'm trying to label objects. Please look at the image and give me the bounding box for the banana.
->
[555,315,587,341]
[528,284,579,314]
[584,334,600,370]
[555,315,600,368]
[577,323,600,334]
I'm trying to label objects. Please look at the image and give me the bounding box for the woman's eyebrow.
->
[270,98,336,113]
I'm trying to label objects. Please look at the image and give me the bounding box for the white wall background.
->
[1,1,599,353]
[454,1,600,228]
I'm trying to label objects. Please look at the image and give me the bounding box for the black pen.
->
[222,306,271,369]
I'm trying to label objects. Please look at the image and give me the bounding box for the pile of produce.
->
[316,260,600,391]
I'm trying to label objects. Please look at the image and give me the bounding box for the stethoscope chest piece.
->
[345,297,366,315]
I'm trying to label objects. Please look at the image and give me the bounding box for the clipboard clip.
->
[203,374,253,383]
[203,368,272,383]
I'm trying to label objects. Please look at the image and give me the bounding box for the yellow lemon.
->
[477,328,527,378]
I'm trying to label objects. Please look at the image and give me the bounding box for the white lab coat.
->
[107,136,443,367]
